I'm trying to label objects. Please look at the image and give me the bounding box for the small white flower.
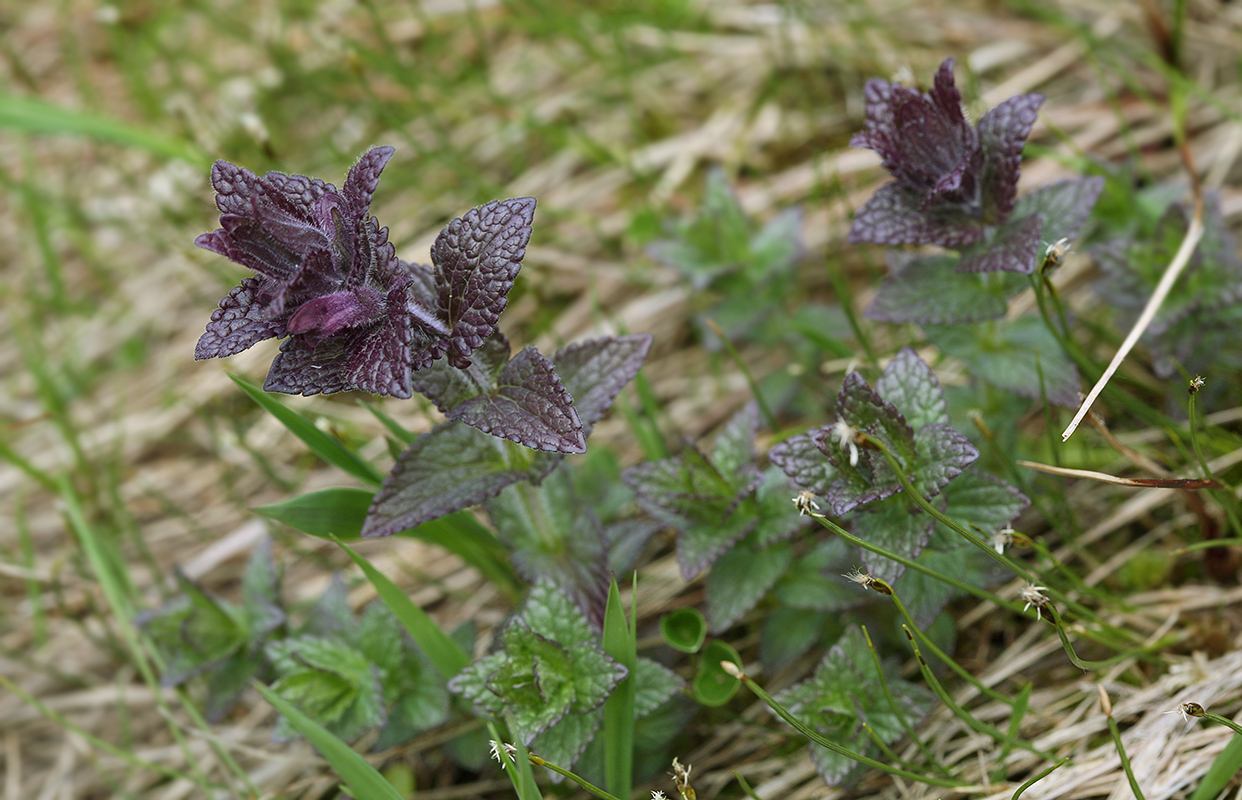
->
[652,793,668,800]
[1043,237,1073,271]
[843,567,875,589]
[793,490,821,516]
[992,526,1015,554]
[489,740,518,768]
[831,419,860,467]
[1190,375,1206,394]
[1019,583,1049,620]
[1165,702,1204,723]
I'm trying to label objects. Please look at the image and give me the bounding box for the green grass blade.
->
[333,536,471,681]
[0,91,207,165]
[229,374,384,486]
[1190,731,1242,800]
[489,720,543,800]
[253,487,373,538]
[254,683,405,800]
[601,576,636,800]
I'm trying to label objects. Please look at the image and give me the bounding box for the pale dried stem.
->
[1061,209,1204,442]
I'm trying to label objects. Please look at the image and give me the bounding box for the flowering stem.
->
[1012,758,1069,800]
[859,626,953,775]
[1044,604,1166,671]
[1101,688,1147,800]
[860,433,1132,639]
[900,625,1059,762]
[807,512,1021,614]
[721,662,967,788]
[530,757,624,800]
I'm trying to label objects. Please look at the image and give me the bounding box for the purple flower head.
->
[194,147,536,398]
[848,59,1044,249]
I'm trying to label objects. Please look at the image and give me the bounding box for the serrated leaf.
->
[777,627,933,786]
[705,542,794,632]
[956,213,1043,274]
[632,657,683,717]
[267,636,386,743]
[422,197,536,369]
[751,467,808,547]
[851,494,934,583]
[486,473,610,627]
[254,684,406,800]
[362,422,538,537]
[449,346,585,454]
[769,430,838,498]
[865,252,1016,325]
[848,181,983,248]
[909,423,978,498]
[939,468,1029,535]
[760,608,837,672]
[550,335,652,434]
[533,712,602,780]
[893,545,999,627]
[976,92,1045,222]
[926,317,1080,406]
[1012,177,1104,244]
[409,333,511,412]
[711,403,759,478]
[874,347,950,429]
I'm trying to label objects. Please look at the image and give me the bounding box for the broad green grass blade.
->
[0,92,208,165]
[254,487,372,538]
[601,576,636,800]
[229,374,384,486]
[255,683,405,800]
[1190,732,1242,800]
[333,536,470,681]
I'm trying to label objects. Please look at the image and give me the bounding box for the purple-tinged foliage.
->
[848,59,1045,255]
[362,335,652,537]
[194,147,535,397]
[771,350,982,580]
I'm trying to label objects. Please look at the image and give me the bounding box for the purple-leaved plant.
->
[195,146,535,398]
[850,59,1103,324]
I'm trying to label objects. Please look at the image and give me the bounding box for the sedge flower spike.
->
[194,146,536,398]
[848,58,1044,250]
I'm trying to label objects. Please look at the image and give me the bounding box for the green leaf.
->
[851,495,934,583]
[254,683,406,800]
[866,253,1021,324]
[773,539,866,613]
[693,640,742,707]
[253,488,371,538]
[229,374,383,486]
[938,468,1030,535]
[334,538,470,682]
[926,317,1081,407]
[485,471,609,625]
[533,712,602,782]
[777,627,934,786]
[660,607,708,654]
[873,348,951,430]
[632,658,683,717]
[760,609,839,672]
[705,541,794,632]
[267,636,385,743]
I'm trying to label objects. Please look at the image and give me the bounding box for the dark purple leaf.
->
[550,335,653,434]
[361,423,534,537]
[956,213,1043,274]
[422,197,536,369]
[769,430,838,498]
[853,496,935,583]
[410,333,512,413]
[977,93,1045,222]
[848,182,984,248]
[1011,177,1104,244]
[448,346,585,454]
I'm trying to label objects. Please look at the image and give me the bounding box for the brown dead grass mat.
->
[2,0,1242,798]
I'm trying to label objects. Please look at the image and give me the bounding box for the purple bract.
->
[848,58,1044,249]
[194,147,535,398]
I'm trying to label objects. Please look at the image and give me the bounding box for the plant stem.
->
[725,664,966,788]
